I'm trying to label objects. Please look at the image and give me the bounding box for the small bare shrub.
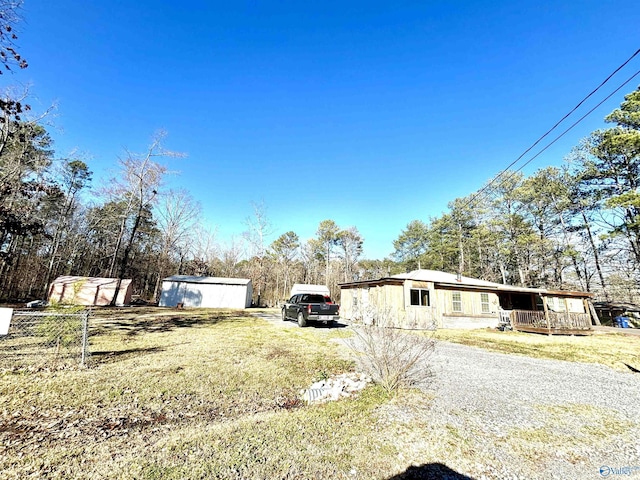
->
[347,306,436,392]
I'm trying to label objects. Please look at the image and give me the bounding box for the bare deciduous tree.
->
[0,0,27,74]
[153,189,201,299]
[242,201,273,305]
[104,130,185,304]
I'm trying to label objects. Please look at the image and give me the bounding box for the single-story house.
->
[48,276,133,306]
[339,269,595,333]
[158,275,253,309]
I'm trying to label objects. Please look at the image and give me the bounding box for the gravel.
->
[399,341,640,479]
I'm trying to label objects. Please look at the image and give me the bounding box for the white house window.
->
[410,289,430,306]
[481,293,490,313]
[452,292,462,312]
[548,297,566,312]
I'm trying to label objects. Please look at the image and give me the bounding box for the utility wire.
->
[463,47,640,210]
[496,68,640,187]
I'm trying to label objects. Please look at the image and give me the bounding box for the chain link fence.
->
[0,309,91,369]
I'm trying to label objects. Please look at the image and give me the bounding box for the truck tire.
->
[297,311,307,327]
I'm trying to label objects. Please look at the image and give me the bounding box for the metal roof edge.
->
[162,275,251,285]
[339,277,404,288]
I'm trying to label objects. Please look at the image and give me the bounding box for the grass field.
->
[0,308,404,479]
[1,308,638,479]
[432,327,640,372]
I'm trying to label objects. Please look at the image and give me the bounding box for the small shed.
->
[48,276,133,306]
[159,275,252,309]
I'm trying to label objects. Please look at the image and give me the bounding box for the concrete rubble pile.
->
[301,372,371,403]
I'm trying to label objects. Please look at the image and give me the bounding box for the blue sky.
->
[8,1,640,259]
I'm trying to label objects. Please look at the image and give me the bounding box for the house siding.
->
[436,288,500,329]
[340,282,500,330]
[339,270,592,331]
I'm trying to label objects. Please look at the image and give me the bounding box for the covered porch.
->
[498,290,594,335]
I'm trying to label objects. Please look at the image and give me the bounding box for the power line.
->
[464,48,640,210]
[499,68,640,186]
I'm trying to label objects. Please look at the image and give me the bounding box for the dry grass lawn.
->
[0,308,401,479]
[432,327,640,372]
[1,308,638,479]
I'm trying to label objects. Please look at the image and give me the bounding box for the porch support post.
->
[585,298,600,327]
[541,295,551,335]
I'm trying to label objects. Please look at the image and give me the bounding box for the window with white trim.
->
[410,289,430,306]
[481,293,490,313]
[452,292,462,312]
[548,297,566,312]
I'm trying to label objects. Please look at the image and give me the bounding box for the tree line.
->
[393,87,640,303]
[2,87,638,305]
[1,2,638,305]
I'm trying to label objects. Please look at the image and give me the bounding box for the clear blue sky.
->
[8,0,640,259]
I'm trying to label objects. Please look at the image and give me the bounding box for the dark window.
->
[410,289,430,306]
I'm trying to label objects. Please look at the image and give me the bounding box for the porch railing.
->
[510,310,591,333]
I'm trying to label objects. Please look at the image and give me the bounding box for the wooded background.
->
[1,1,639,306]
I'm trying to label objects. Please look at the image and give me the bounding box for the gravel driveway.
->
[396,341,640,479]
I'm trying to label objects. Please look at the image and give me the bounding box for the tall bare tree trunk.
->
[581,210,608,300]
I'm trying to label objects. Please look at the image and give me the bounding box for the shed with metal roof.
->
[158,275,253,309]
[48,276,132,306]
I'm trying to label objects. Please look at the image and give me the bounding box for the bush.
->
[35,305,88,350]
[347,307,436,393]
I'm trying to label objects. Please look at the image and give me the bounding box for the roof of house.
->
[162,275,251,286]
[340,269,592,297]
[390,269,501,288]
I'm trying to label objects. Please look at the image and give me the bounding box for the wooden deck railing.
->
[510,310,591,334]
[511,310,546,329]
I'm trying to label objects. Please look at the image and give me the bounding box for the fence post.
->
[81,309,89,366]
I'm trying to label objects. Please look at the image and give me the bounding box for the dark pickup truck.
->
[282,293,340,327]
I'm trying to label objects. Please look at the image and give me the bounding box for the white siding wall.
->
[159,281,251,309]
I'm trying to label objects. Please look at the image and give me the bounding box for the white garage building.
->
[159,275,253,309]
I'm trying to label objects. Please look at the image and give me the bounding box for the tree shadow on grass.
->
[90,309,245,337]
[91,345,167,363]
[387,463,475,480]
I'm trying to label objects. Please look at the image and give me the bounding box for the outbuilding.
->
[340,269,595,334]
[158,275,253,309]
[48,276,133,306]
